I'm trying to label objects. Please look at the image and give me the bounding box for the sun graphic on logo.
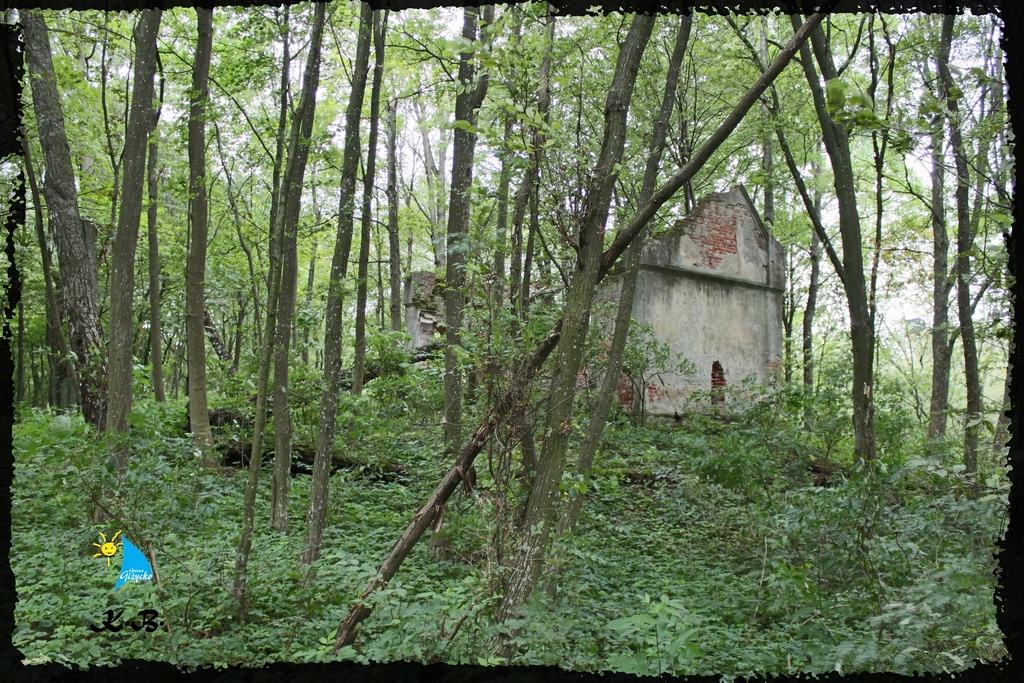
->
[93,530,123,567]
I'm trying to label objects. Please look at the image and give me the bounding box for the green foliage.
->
[605,594,701,675]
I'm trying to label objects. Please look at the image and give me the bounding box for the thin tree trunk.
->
[386,100,403,333]
[214,122,264,351]
[938,15,982,474]
[270,1,328,531]
[184,7,215,462]
[302,241,317,365]
[21,124,79,404]
[803,230,821,429]
[353,10,388,395]
[234,6,297,619]
[443,5,494,457]
[147,128,165,401]
[302,1,373,566]
[795,15,876,460]
[23,12,105,428]
[927,40,950,439]
[105,9,161,463]
[413,98,448,270]
[491,116,514,329]
[266,6,291,303]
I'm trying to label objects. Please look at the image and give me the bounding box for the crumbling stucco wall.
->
[608,187,784,419]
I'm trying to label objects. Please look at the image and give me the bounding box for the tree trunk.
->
[795,16,876,460]
[413,98,448,270]
[491,116,514,330]
[938,15,982,474]
[21,124,79,406]
[927,40,950,439]
[803,230,821,428]
[557,13,690,539]
[443,5,494,457]
[105,9,161,462]
[184,7,215,461]
[353,10,388,395]
[270,0,328,531]
[147,128,165,402]
[495,15,655,634]
[301,241,317,365]
[234,6,296,619]
[23,12,105,429]
[386,100,403,333]
[302,1,373,566]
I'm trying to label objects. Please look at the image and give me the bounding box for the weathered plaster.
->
[605,187,785,419]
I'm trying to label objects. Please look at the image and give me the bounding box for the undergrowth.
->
[11,369,1008,675]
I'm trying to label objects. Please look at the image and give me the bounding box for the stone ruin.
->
[404,271,442,350]
[401,186,785,421]
[604,186,785,419]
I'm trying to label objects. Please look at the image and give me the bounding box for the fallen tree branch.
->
[331,321,561,653]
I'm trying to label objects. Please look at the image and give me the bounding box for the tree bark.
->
[270,1,328,531]
[21,124,78,406]
[353,10,388,395]
[803,229,821,429]
[23,12,105,429]
[302,1,373,566]
[146,126,165,402]
[938,15,982,474]
[443,5,494,458]
[386,100,403,333]
[105,9,161,462]
[184,7,214,460]
[794,15,876,460]
[927,36,950,439]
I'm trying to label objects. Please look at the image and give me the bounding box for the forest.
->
[5,0,1013,676]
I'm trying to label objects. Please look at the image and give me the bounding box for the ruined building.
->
[606,186,785,419]
[402,186,784,421]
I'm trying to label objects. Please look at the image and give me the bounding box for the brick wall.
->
[696,202,740,270]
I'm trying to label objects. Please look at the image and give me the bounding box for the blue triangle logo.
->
[114,538,154,590]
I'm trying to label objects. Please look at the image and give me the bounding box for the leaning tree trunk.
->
[330,9,831,651]
[302,1,372,566]
[22,12,105,429]
[105,9,161,464]
[185,7,215,461]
